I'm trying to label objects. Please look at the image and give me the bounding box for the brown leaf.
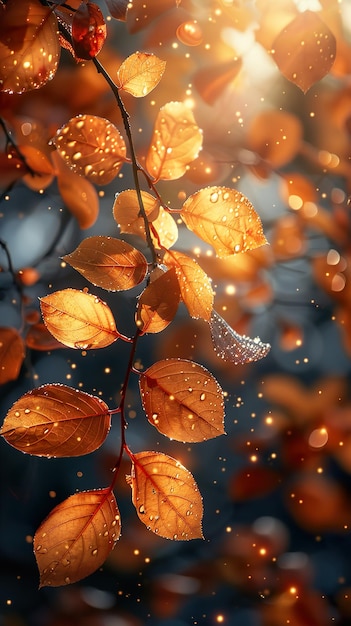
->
[145,102,202,182]
[117,52,166,97]
[193,58,242,105]
[63,236,148,291]
[113,189,160,240]
[0,327,25,385]
[163,250,214,322]
[130,451,203,539]
[181,186,268,257]
[210,310,270,364]
[272,10,336,93]
[136,268,181,334]
[53,115,127,186]
[246,110,302,168]
[34,489,121,587]
[53,150,99,229]
[25,323,66,351]
[0,0,60,94]
[40,288,120,349]
[1,384,110,457]
[105,0,129,21]
[139,358,225,442]
[72,2,106,60]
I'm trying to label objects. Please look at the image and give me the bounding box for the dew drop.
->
[24,408,31,414]
[139,505,145,514]
[210,191,219,203]
[92,549,98,556]
[200,393,206,401]
[14,411,20,417]
[64,576,71,584]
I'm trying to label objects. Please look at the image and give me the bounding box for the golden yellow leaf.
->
[181,186,268,257]
[53,115,127,185]
[53,151,99,229]
[63,236,148,291]
[113,189,160,240]
[0,0,60,94]
[139,358,225,442]
[164,250,214,322]
[272,10,336,93]
[34,489,120,587]
[0,327,25,385]
[151,206,178,249]
[130,451,203,539]
[136,268,180,333]
[40,288,120,349]
[145,102,203,181]
[116,51,166,97]
[1,384,110,457]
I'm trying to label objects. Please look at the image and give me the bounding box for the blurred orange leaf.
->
[151,206,178,249]
[63,236,148,291]
[53,114,127,185]
[0,327,25,385]
[145,102,202,181]
[130,451,203,539]
[136,268,181,334]
[105,0,129,21]
[72,2,106,60]
[193,58,242,105]
[34,489,120,587]
[181,186,268,257]
[1,383,110,457]
[0,0,60,94]
[246,110,302,168]
[139,358,225,442]
[25,322,66,351]
[127,0,181,33]
[229,465,280,501]
[272,10,336,93]
[113,189,160,239]
[117,52,166,97]
[40,288,120,349]
[164,250,214,322]
[210,310,270,365]
[53,151,99,229]
[19,145,54,191]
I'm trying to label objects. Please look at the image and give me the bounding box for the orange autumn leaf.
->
[139,358,225,442]
[193,58,242,105]
[53,114,127,185]
[63,236,148,291]
[18,145,54,190]
[113,189,160,240]
[181,186,268,257]
[53,150,99,229]
[25,323,66,351]
[71,2,106,60]
[34,489,121,587]
[272,10,336,93]
[210,310,270,365]
[150,206,178,249]
[116,52,166,97]
[163,250,214,322]
[105,0,129,21]
[136,268,181,334]
[0,0,60,94]
[145,102,202,182]
[0,327,25,385]
[40,288,120,349]
[130,451,203,539]
[1,384,110,457]
[246,110,303,168]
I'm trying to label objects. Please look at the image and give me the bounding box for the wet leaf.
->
[1,384,110,457]
[145,102,202,182]
[53,151,99,229]
[151,206,178,249]
[139,358,225,442]
[34,489,120,587]
[272,10,336,93]
[163,250,214,322]
[130,451,203,539]
[193,58,242,105]
[113,189,160,240]
[105,0,129,21]
[136,268,181,334]
[210,310,270,364]
[53,115,127,186]
[181,186,268,257]
[72,2,107,60]
[0,327,25,385]
[40,288,120,349]
[116,52,166,97]
[25,323,66,351]
[0,0,60,94]
[63,236,148,291]
[246,110,302,168]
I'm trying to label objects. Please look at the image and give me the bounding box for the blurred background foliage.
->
[2,0,351,624]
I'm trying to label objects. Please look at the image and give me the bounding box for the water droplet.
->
[139,505,145,514]
[62,558,70,566]
[173,534,178,539]
[200,393,206,401]
[24,408,31,414]
[14,411,20,417]
[210,191,219,203]
[92,549,98,556]
[64,576,71,584]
